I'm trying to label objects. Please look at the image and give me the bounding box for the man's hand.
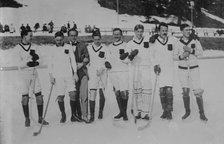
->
[154,65,161,75]
[83,57,89,63]
[77,63,84,69]
[50,75,55,85]
[73,73,79,82]
[181,51,190,59]
[183,46,192,53]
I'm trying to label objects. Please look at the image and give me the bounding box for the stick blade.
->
[33,131,40,136]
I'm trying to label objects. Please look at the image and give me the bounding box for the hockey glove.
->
[119,49,125,54]
[190,32,199,41]
[27,61,39,67]
[191,43,195,49]
[144,42,149,48]
[167,44,173,51]
[105,61,112,69]
[64,49,69,54]
[120,52,129,60]
[30,50,39,61]
[98,51,105,58]
[149,34,159,43]
[154,65,161,75]
[128,49,138,61]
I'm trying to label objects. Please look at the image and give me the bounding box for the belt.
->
[178,65,199,70]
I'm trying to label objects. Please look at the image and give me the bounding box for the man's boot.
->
[159,88,167,119]
[114,91,123,120]
[70,100,77,122]
[89,100,95,123]
[98,89,105,119]
[182,96,191,120]
[58,101,66,123]
[22,105,30,127]
[166,88,173,120]
[37,105,49,125]
[196,97,208,121]
[122,98,128,121]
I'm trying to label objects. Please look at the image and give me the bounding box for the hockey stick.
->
[33,83,53,136]
[138,73,158,130]
[0,65,48,71]
[131,64,140,124]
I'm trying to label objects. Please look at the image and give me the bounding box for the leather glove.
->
[128,49,138,61]
[27,61,39,67]
[149,34,159,43]
[154,65,161,75]
[105,61,112,69]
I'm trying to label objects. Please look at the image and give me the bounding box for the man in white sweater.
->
[49,31,79,123]
[15,29,49,127]
[108,28,129,121]
[173,24,208,121]
[150,22,177,120]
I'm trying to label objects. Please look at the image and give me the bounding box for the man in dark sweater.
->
[68,28,90,123]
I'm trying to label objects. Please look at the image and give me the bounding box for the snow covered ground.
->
[1,45,224,144]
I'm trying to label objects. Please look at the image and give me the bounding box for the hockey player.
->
[68,28,90,123]
[108,28,129,121]
[124,24,152,120]
[15,29,49,127]
[87,29,111,123]
[150,22,177,120]
[49,31,79,123]
[173,24,208,121]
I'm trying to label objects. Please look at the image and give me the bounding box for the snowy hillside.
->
[0,0,146,30]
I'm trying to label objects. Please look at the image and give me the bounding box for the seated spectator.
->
[9,24,15,33]
[60,25,67,33]
[20,24,26,32]
[26,24,31,31]
[42,24,48,32]
[34,23,40,32]
[4,24,9,32]
[0,22,3,33]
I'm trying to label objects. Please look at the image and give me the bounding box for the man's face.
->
[55,36,64,46]
[113,30,122,42]
[93,36,101,46]
[68,30,78,43]
[182,27,191,38]
[159,26,168,39]
[24,32,33,43]
[134,28,144,40]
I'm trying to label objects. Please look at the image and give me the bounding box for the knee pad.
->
[57,95,65,102]
[193,88,204,98]
[69,91,76,101]
[121,91,128,100]
[165,87,173,98]
[159,87,166,97]
[36,95,44,105]
[89,90,97,101]
[21,94,29,105]
[182,88,190,97]
[115,90,120,97]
